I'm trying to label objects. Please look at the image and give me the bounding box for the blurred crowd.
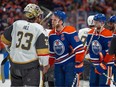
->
[0,0,116,33]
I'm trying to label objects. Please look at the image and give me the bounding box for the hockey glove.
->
[74,62,84,74]
[95,62,107,75]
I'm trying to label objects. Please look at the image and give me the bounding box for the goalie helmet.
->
[24,3,43,19]
[87,15,95,26]
[94,13,106,22]
[108,15,116,23]
[54,10,67,21]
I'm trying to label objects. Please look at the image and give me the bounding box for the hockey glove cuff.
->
[95,62,107,75]
[75,62,84,74]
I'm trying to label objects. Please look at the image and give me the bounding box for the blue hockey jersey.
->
[48,26,85,65]
[86,28,113,66]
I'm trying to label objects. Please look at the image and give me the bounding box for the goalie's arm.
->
[1,25,13,45]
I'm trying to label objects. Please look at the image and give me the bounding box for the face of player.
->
[51,15,63,32]
[107,22,115,32]
[94,21,104,29]
[35,14,43,23]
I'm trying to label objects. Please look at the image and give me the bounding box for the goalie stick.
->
[40,6,53,25]
[1,54,9,83]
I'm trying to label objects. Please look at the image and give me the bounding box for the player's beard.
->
[55,23,60,29]
[52,21,60,29]
[110,25,115,32]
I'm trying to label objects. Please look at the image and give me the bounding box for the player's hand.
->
[43,64,50,74]
[74,62,84,74]
[95,62,107,75]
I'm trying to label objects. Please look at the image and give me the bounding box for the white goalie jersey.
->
[1,20,49,64]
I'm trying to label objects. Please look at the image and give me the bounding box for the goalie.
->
[1,3,49,87]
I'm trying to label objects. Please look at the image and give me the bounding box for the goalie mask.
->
[24,3,43,19]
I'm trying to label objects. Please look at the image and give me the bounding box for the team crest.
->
[92,40,102,55]
[53,39,65,55]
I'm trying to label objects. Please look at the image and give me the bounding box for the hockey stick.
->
[1,46,10,83]
[1,54,9,83]
[84,27,97,55]
[84,27,116,86]
[40,6,53,24]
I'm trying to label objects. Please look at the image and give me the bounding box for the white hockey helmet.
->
[87,15,95,26]
[24,3,43,19]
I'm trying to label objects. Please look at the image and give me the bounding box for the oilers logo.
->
[92,40,102,55]
[53,39,65,55]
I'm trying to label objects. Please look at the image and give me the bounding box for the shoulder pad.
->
[63,26,76,33]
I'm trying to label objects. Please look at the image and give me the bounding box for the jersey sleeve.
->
[66,27,85,63]
[36,33,49,56]
[1,25,13,45]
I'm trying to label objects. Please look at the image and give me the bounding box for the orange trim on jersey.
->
[49,29,55,35]
[75,51,85,62]
[1,35,11,45]
[75,62,83,68]
[100,28,112,37]
[88,29,94,34]
[62,26,76,33]
[88,28,113,37]
[104,53,114,63]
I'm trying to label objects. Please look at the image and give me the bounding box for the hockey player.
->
[107,15,116,36]
[48,10,85,87]
[78,15,95,80]
[108,15,116,83]
[86,13,114,87]
[1,3,49,86]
